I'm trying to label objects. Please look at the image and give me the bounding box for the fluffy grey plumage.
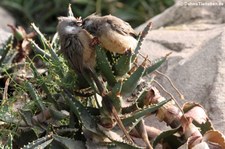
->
[57,16,95,74]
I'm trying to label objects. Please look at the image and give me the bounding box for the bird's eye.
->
[69,22,76,26]
[82,19,90,26]
[82,19,93,28]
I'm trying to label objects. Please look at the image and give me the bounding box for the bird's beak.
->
[82,21,86,29]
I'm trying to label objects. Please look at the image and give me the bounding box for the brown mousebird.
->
[57,16,96,74]
[57,16,103,94]
[58,16,133,142]
[82,14,138,54]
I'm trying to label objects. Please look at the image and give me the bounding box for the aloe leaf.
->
[22,135,53,149]
[51,32,59,49]
[102,93,122,115]
[19,109,33,126]
[143,55,167,76]
[122,103,139,114]
[0,36,13,67]
[0,108,19,124]
[121,65,145,97]
[194,119,213,135]
[110,81,123,112]
[136,90,149,108]
[100,124,142,148]
[112,81,122,95]
[31,23,65,78]
[29,60,58,107]
[64,91,99,134]
[122,99,171,129]
[135,119,151,148]
[105,51,120,66]
[55,128,78,135]
[29,39,51,60]
[134,22,152,54]
[6,133,13,149]
[53,135,85,149]
[25,82,45,111]
[122,90,148,114]
[131,22,152,62]
[153,127,182,148]
[49,108,68,120]
[31,23,59,62]
[125,116,142,134]
[96,46,117,86]
[109,139,144,149]
[86,107,100,116]
[114,50,132,76]
[82,70,101,94]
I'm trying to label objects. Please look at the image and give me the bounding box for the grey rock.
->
[137,0,225,134]
[0,29,11,49]
[0,7,15,48]
[0,7,15,31]
[136,0,225,32]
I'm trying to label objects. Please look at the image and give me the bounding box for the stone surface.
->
[0,7,14,48]
[136,0,225,32]
[0,29,11,49]
[137,0,225,134]
[0,7,15,31]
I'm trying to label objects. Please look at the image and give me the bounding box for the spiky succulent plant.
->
[1,4,224,149]
[26,7,169,149]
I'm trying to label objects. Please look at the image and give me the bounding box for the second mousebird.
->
[83,14,138,54]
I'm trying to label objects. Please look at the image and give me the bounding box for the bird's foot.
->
[124,48,132,55]
[90,37,100,47]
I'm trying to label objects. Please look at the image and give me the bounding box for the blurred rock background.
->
[138,0,225,135]
[0,0,174,49]
[0,7,14,49]
[1,0,225,137]
[0,0,174,34]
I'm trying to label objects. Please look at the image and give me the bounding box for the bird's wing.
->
[62,35,84,73]
[105,15,136,37]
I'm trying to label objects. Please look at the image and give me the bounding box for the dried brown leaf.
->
[202,130,225,148]
[183,102,208,124]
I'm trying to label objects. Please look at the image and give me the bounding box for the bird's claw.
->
[90,37,100,47]
[124,48,132,55]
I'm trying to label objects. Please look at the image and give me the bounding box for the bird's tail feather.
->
[83,67,104,95]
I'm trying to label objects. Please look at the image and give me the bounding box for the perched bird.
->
[57,16,103,94]
[82,14,138,54]
[57,16,96,74]
[58,16,131,140]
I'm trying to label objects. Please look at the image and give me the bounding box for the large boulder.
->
[138,0,225,134]
[0,7,14,48]
[136,0,225,32]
